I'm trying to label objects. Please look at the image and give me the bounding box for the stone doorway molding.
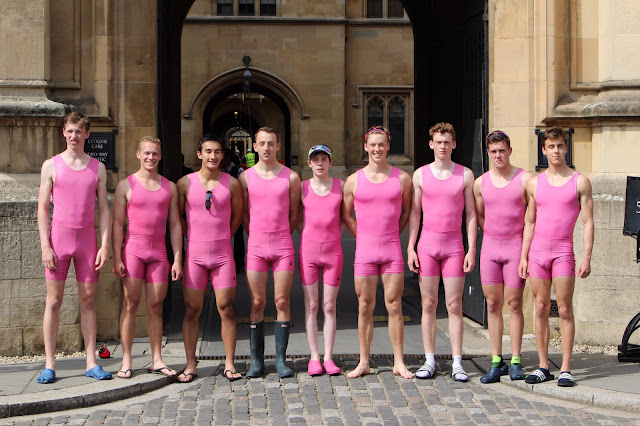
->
[184,66,308,165]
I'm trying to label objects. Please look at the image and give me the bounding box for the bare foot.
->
[347,362,370,378]
[117,367,132,378]
[393,363,414,379]
[148,365,177,377]
[177,370,198,383]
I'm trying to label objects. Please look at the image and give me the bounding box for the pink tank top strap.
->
[51,154,99,229]
[421,163,464,233]
[125,174,172,240]
[246,166,291,233]
[481,168,526,239]
[186,172,232,241]
[301,178,342,241]
[534,171,581,239]
[354,167,402,235]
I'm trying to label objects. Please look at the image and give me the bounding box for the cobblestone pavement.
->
[3,358,639,425]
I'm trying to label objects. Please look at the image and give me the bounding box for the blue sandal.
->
[37,368,56,384]
[85,365,112,380]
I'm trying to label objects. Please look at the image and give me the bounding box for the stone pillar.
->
[0,0,66,173]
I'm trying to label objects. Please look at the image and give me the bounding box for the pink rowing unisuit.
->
[299,178,343,286]
[122,174,171,283]
[353,168,404,276]
[417,164,465,278]
[183,172,236,290]
[529,171,581,280]
[480,168,526,288]
[46,154,100,283]
[245,166,295,272]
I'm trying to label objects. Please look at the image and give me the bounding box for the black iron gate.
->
[461,0,489,325]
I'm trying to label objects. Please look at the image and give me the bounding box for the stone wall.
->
[0,188,123,356]
[572,174,640,346]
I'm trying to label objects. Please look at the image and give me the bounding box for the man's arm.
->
[168,181,183,281]
[111,179,129,278]
[296,182,305,235]
[473,176,485,232]
[398,171,412,234]
[462,167,477,273]
[38,159,57,270]
[238,172,250,234]
[288,171,301,233]
[341,174,357,236]
[407,168,422,273]
[95,162,111,271]
[576,175,594,278]
[519,178,537,279]
[229,176,244,236]
[176,176,189,236]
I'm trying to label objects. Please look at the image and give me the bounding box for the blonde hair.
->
[137,136,161,152]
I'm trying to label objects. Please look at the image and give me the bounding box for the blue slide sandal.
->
[85,365,113,380]
[37,368,56,384]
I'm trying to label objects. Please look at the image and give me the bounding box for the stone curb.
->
[470,358,640,414]
[0,364,219,419]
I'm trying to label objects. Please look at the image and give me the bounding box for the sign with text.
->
[624,176,640,236]
[85,130,118,170]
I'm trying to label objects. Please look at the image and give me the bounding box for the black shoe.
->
[246,321,265,378]
[525,368,554,384]
[480,363,508,384]
[274,321,294,378]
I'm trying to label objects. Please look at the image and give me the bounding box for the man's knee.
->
[557,303,574,321]
[385,298,402,317]
[274,296,290,313]
[323,300,335,315]
[306,297,319,313]
[251,297,266,314]
[184,299,203,320]
[507,298,523,314]
[446,298,462,316]
[485,297,503,314]
[124,296,142,314]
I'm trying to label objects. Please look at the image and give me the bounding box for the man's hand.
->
[95,246,109,271]
[171,261,183,281]
[113,258,125,278]
[576,258,591,279]
[463,251,475,273]
[407,249,420,273]
[518,258,529,280]
[42,246,58,271]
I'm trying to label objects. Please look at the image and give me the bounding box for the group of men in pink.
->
[37,112,593,389]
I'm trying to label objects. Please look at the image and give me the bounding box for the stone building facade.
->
[0,0,638,355]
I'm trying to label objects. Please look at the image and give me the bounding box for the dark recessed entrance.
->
[157,0,489,332]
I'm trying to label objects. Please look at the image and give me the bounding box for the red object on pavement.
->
[98,346,111,358]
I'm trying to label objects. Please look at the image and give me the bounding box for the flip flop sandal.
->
[177,371,198,383]
[525,368,554,384]
[117,368,133,379]
[416,362,436,379]
[37,368,56,384]
[557,371,576,387]
[148,367,176,377]
[85,365,113,380]
[451,365,469,382]
[223,369,243,382]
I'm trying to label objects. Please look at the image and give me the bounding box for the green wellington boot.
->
[274,321,294,378]
[246,321,265,378]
